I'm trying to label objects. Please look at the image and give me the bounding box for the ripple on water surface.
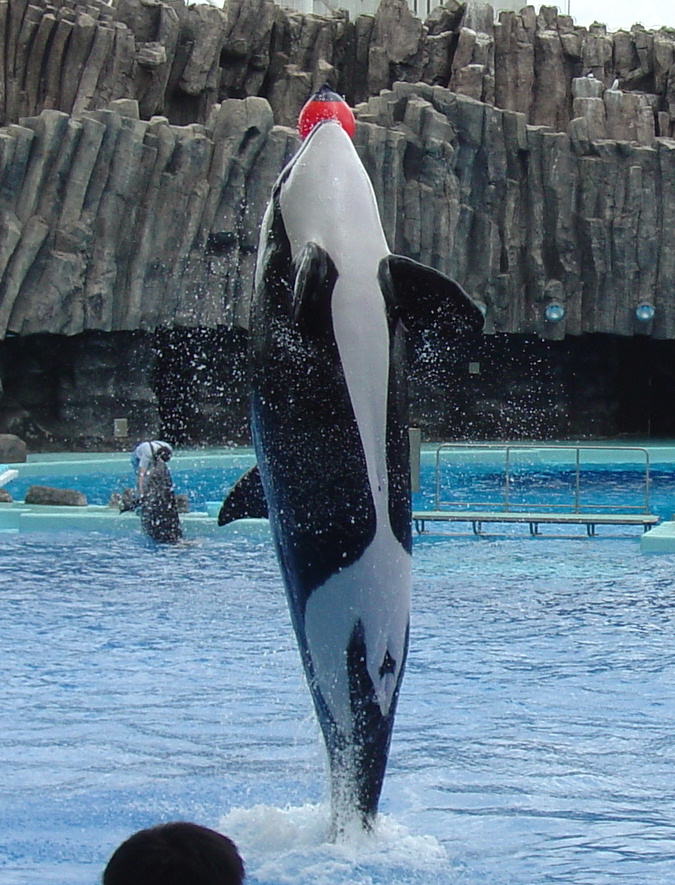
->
[1,529,675,884]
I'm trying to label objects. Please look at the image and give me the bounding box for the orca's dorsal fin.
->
[380,255,484,337]
[291,242,338,334]
[218,465,269,526]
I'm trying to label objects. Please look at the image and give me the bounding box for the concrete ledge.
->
[0,503,271,539]
[640,521,675,554]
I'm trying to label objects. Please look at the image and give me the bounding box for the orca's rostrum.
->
[219,89,484,836]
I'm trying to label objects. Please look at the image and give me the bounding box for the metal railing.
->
[433,444,653,515]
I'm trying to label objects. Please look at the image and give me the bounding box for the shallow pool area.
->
[1,447,257,511]
[4,442,675,537]
[3,446,675,884]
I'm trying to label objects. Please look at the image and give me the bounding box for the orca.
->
[140,459,182,544]
[220,110,483,835]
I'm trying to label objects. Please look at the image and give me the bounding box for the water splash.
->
[220,803,449,885]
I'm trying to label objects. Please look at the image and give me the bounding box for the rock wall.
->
[1,79,674,342]
[2,0,675,447]
[1,0,675,344]
[0,95,285,336]
[3,0,675,134]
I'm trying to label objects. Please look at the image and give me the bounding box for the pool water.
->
[2,456,675,884]
[5,453,257,514]
[8,460,675,522]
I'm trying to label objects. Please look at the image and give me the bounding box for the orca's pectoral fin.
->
[118,488,141,513]
[218,465,269,526]
[381,255,485,337]
[291,242,338,334]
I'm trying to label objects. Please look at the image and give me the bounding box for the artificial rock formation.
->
[0,432,26,460]
[2,0,675,133]
[1,0,675,447]
[24,484,88,504]
[1,80,674,344]
[1,0,675,345]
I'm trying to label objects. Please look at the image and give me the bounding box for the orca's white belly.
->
[304,524,412,734]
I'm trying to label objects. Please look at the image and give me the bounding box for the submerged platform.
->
[2,442,675,547]
[640,521,675,554]
[0,502,271,539]
[414,510,659,536]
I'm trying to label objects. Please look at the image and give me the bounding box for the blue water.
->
[427,456,672,520]
[8,460,675,521]
[7,461,253,513]
[3,461,675,883]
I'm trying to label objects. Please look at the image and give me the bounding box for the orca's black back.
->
[141,461,182,544]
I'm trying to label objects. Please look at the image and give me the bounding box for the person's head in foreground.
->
[103,821,245,885]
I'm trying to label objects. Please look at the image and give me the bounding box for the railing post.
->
[409,428,421,494]
[435,444,443,510]
[429,442,654,519]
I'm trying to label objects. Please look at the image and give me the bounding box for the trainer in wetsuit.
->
[130,440,173,494]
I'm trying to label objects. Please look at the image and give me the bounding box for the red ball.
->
[297,85,356,140]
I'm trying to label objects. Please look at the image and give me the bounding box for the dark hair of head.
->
[102,822,245,885]
[156,446,172,462]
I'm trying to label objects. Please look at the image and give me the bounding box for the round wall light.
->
[545,301,566,322]
[635,302,656,322]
